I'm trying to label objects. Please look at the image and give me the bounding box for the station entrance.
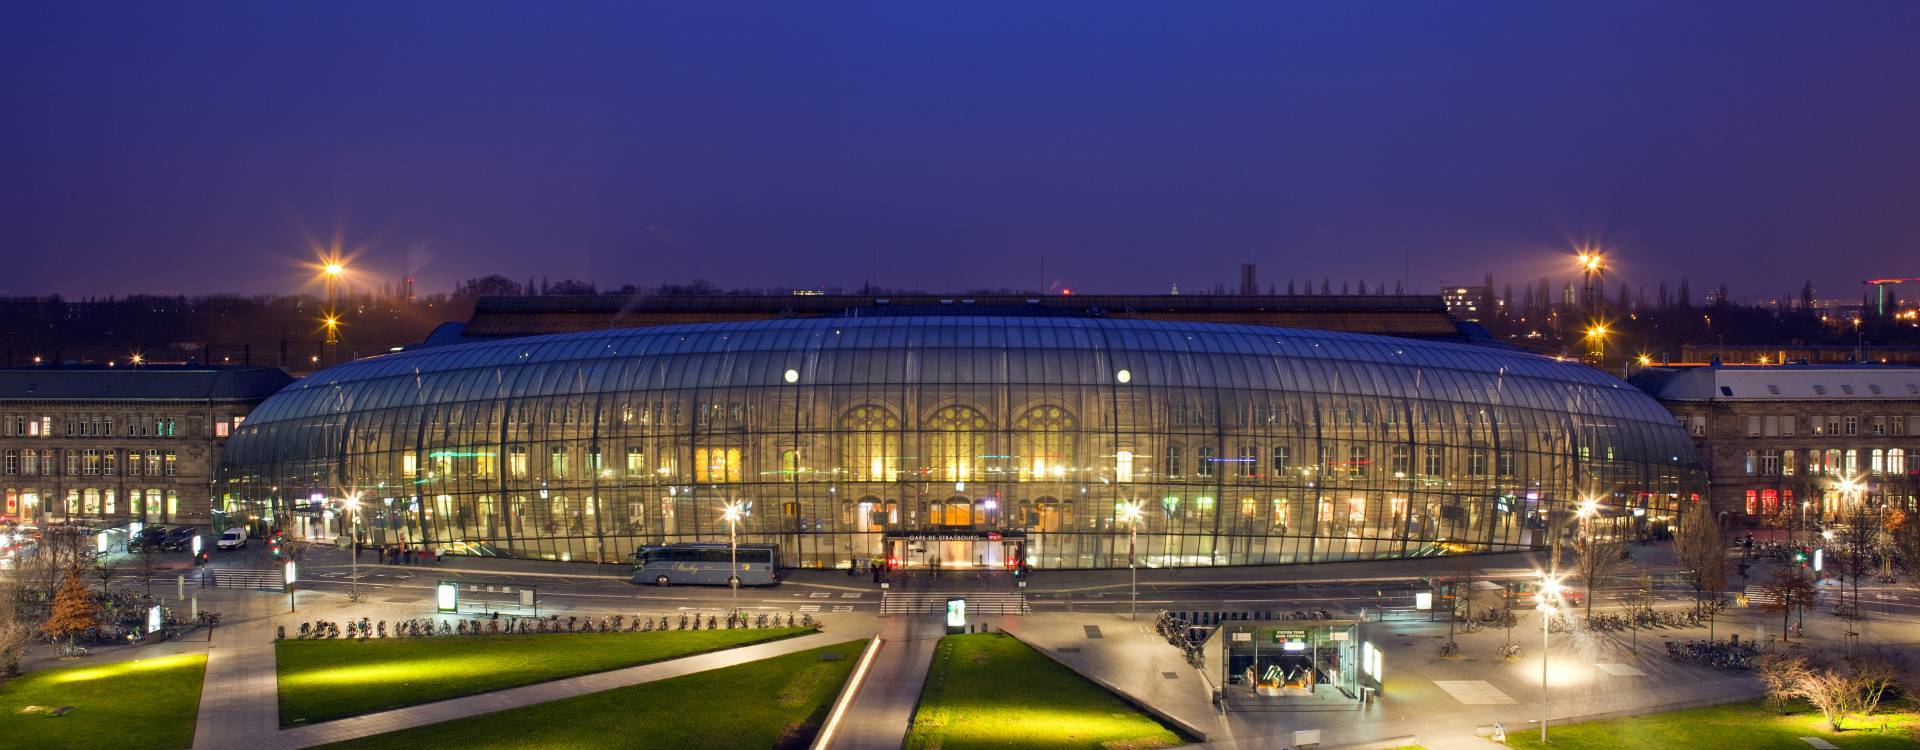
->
[1212,620,1374,710]
[884,530,1026,571]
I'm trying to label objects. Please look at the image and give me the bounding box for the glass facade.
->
[218,314,1703,569]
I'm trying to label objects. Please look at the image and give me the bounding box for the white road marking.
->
[1434,680,1517,705]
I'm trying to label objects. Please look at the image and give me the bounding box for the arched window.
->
[838,406,899,482]
[1014,406,1076,480]
[926,406,989,482]
[939,495,972,526]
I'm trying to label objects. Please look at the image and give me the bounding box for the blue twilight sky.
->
[3,2,1919,300]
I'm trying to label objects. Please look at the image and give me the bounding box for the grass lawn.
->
[313,639,866,750]
[1503,699,1920,749]
[278,627,807,726]
[0,653,207,750]
[906,633,1185,750]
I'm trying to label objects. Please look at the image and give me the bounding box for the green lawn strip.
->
[278,627,809,726]
[1503,699,1920,750]
[0,653,207,750]
[906,633,1184,750]
[311,639,867,750]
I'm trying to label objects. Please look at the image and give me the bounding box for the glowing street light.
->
[323,262,344,277]
[721,500,744,612]
[1536,571,1566,742]
[322,314,341,345]
[1118,500,1144,620]
[344,493,362,600]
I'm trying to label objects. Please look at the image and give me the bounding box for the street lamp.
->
[1118,500,1144,620]
[721,500,744,613]
[1536,572,1565,742]
[344,493,362,600]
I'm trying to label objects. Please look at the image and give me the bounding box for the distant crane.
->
[1862,277,1920,317]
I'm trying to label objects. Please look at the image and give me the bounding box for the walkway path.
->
[193,591,289,749]
[829,615,944,750]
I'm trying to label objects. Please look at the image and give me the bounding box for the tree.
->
[1758,566,1816,641]
[454,275,522,298]
[1892,506,1920,589]
[1754,651,1811,715]
[0,578,34,676]
[44,567,103,649]
[1672,504,1727,615]
[1571,534,1626,618]
[135,542,162,598]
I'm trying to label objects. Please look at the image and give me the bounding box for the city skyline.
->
[7,4,1920,298]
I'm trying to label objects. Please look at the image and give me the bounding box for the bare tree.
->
[1672,505,1728,613]
[1890,506,1920,589]
[1754,651,1811,715]
[134,543,162,598]
[1623,575,1655,654]
[0,577,35,676]
[1571,534,1626,619]
[1759,566,1816,641]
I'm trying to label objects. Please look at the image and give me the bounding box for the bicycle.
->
[1498,642,1523,660]
[1439,641,1460,657]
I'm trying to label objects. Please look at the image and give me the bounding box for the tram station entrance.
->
[1212,620,1369,710]
[884,530,1026,571]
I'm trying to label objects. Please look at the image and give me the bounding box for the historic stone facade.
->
[0,365,293,526]
[1631,365,1920,527]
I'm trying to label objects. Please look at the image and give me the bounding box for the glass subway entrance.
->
[1217,621,1363,709]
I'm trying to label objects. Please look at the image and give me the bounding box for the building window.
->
[1422,446,1444,476]
[1745,490,1758,515]
[1115,450,1134,483]
[1844,416,1857,436]
[838,405,900,482]
[1389,446,1410,477]
[1015,406,1076,480]
[1237,446,1258,478]
[927,406,989,483]
[1271,445,1291,474]
[509,447,529,478]
[1196,446,1216,477]
[1844,449,1859,475]
[128,450,143,477]
[1872,416,1887,436]
[1466,447,1488,477]
[549,447,569,478]
[1496,451,1516,478]
[1782,449,1796,476]
[163,450,176,476]
[103,450,117,475]
[625,447,647,477]
[1746,417,1761,437]
[1826,416,1842,436]
[1890,448,1907,475]
[1743,450,1757,475]
[1164,445,1183,478]
[82,449,99,475]
[2,449,13,475]
[402,451,419,478]
[693,447,741,483]
[1347,445,1369,478]
[1761,450,1780,476]
[215,420,230,438]
[1894,415,1907,435]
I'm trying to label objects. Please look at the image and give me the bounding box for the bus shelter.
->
[1213,620,1366,710]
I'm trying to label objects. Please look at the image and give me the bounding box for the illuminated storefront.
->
[220,313,1701,568]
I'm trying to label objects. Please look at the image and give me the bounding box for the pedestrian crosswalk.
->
[1434,680,1517,705]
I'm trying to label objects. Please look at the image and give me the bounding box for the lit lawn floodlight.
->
[437,580,459,613]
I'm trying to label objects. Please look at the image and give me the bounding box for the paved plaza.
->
[12,543,1920,750]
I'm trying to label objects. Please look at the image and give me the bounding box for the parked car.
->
[215,527,248,550]
[126,526,168,553]
[158,525,198,552]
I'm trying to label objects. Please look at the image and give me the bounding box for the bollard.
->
[191,596,198,619]
[177,575,185,601]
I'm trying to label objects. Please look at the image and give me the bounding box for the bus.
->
[632,543,779,587]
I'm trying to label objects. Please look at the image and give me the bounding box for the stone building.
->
[1630,364,1920,527]
[0,365,293,527]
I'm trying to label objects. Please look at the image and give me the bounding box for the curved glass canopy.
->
[221,315,1702,568]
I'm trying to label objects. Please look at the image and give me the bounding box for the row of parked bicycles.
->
[1152,611,1208,668]
[1665,638,1760,670]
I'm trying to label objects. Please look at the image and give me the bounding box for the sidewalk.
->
[193,592,287,749]
[829,615,944,750]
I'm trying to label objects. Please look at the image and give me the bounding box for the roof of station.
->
[247,315,1671,427]
[0,365,294,402]
[1630,364,1920,402]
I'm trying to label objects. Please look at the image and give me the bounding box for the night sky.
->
[5,2,1919,300]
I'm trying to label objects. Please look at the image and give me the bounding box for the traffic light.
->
[269,534,284,559]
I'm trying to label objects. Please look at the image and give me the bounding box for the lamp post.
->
[344,493,361,600]
[1118,500,1143,620]
[1537,573,1563,742]
[722,500,743,613]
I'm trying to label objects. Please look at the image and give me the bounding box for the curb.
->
[999,630,1213,743]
